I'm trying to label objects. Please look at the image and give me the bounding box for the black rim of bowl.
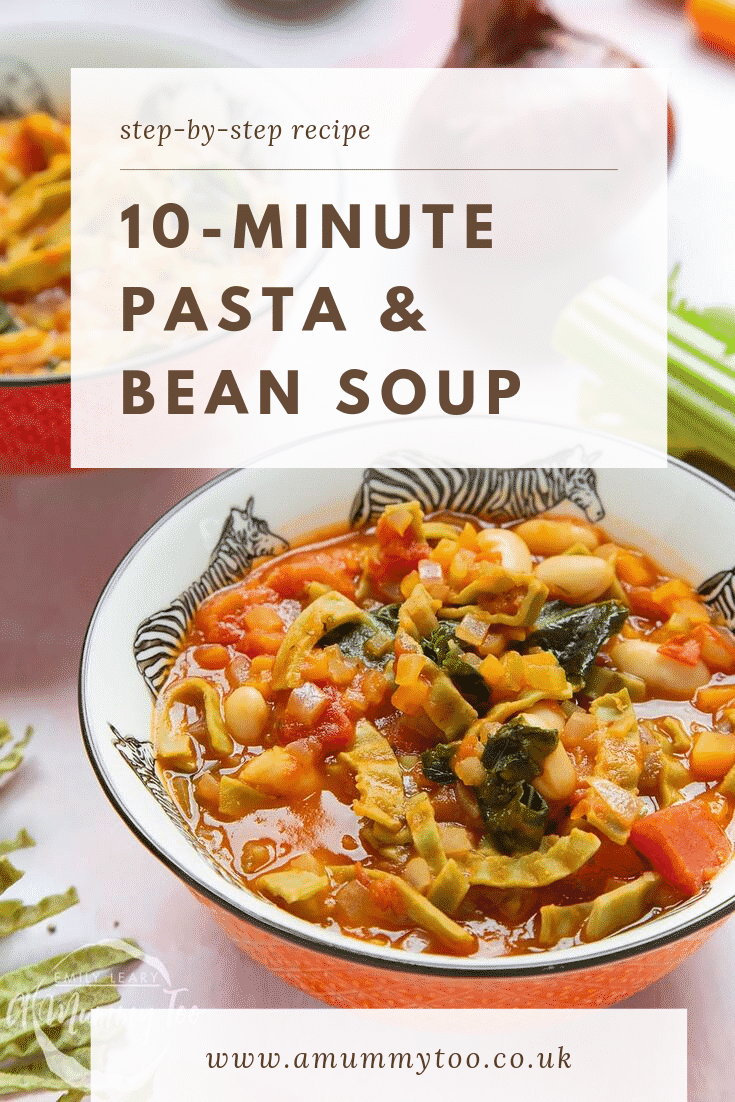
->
[78,460,735,980]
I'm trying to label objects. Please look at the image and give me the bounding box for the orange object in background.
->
[687,0,735,56]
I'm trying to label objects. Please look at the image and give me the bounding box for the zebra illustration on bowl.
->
[350,467,605,527]
[133,498,287,697]
[699,566,735,629]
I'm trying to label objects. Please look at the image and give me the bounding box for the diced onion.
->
[403,856,432,894]
[454,756,486,787]
[437,823,473,856]
[418,558,444,583]
[456,613,489,648]
[285,681,329,726]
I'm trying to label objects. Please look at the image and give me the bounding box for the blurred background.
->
[1,3,734,1100]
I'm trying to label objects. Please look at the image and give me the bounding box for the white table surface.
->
[1,3,734,1100]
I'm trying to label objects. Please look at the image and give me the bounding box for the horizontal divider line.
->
[117,166,619,171]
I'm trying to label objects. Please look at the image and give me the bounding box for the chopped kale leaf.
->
[422,624,492,715]
[420,742,458,785]
[480,721,557,783]
[421,622,456,666]
[372,603,401,633]
[477,780,549,856]
[318,604,398,669]
[477,721,557,855]
[521,600,628,687]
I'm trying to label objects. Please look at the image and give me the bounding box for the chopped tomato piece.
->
[368,539,431,587]
[264,551,358,599]
[195,585,280,644]
[278,688,354,754]
[561,836,649,899]
[628,587,666,621]
[630,801,731,896]
[367,878,405,915]
[657,636,702,666]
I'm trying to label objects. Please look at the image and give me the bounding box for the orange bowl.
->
[200,890,723,1008]
[80,462,735,1007]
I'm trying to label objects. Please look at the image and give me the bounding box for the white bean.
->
[514,518,599,556]
[224,685,269,745]
[534,554,614,604]
[610,639,710,699]
[534,742,578,802]
[477,527,533,573]
[520,704,576,801]
[522,702,565,732]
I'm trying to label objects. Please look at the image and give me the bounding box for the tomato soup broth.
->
[153,506,735,957]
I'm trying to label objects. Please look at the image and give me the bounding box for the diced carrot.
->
[630,801,731,896]
[392,680,430,716]
[658,636,702,667]
[457,522,480,551]
[695,625,735,674]
[454,730,482,763]
[360,669,390,706]
[242,605,283,632]
[431,538,458,568]
[249,655,275,677]
[324,647,359,687]
[300,651,332,683]
[522,651,557,666]
[652,579,694,614]
[616,551,655,587]
[237,630,284,657]
[192,644,230,670]
[400,570,420,599]
[395,652,427,685]
[696,683,735,713]
[691,729,735,780]
[671,597,711,625]
[478,653,504,685]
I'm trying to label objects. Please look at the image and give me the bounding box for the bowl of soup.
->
[0,23,245,475]
[80,461,735,1007]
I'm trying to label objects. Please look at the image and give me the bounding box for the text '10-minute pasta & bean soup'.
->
[151,503,735,958]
